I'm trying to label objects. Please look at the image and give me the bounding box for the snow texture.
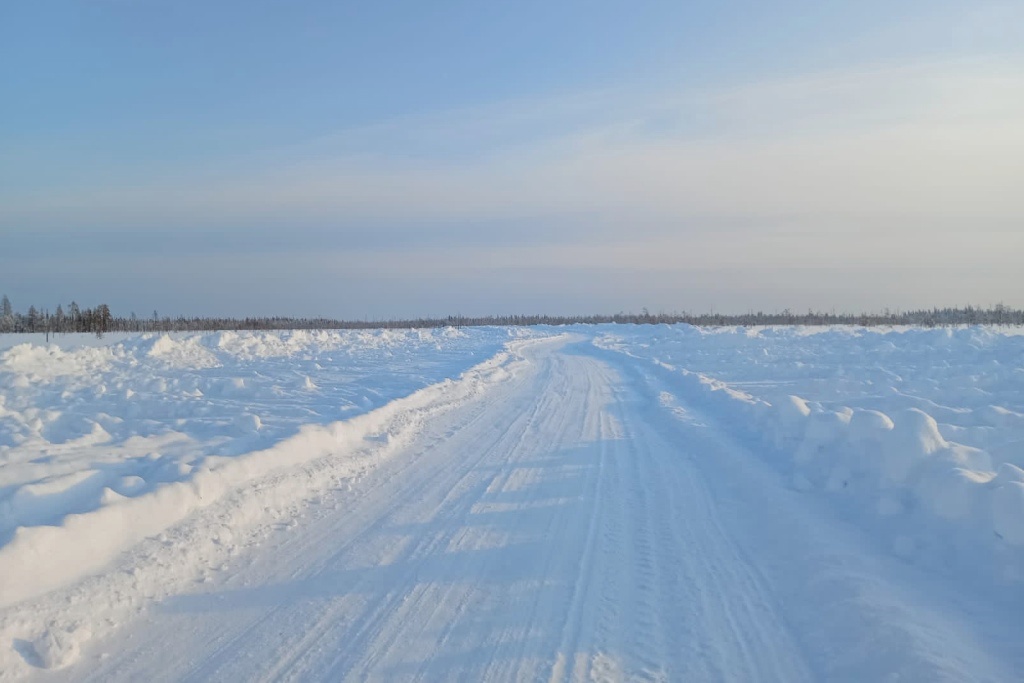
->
[0,329,515,609]
[594,325,1024,566]
[0,325,1021,681]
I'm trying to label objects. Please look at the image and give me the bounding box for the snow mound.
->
[145,334,219,368]
[594,324,1024,572]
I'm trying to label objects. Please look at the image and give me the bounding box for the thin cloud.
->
[3,58,1022,247]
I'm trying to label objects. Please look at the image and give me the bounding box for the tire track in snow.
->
[177,373,534,683]
[264,365,556,682]
[590,342,1018,681]
[604,349,817,681]
[545,359,612,683]
[277,348,570,682]
[63,343,545,683]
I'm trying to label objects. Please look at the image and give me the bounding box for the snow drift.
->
[595,325,1024,576]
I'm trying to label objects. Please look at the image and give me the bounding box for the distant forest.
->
[2,294,1023,337]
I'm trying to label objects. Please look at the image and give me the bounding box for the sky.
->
[2,1,1023,318]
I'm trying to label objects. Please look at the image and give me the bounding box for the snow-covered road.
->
[34,335,1020,682]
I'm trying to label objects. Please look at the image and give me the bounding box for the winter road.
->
[42,336,1020,682]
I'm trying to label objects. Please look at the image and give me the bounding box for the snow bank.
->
[0,332,553,675]
[0,328,529,610]
[595,325,1024,574]
[0,339,531,608]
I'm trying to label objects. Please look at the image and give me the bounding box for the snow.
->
[0,325,1022,680]
[593,325,1024,565]
[0,329,516,608]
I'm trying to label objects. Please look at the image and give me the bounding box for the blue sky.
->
[2,1,1022,317]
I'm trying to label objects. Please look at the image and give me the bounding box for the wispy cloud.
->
[5,57,1022,241]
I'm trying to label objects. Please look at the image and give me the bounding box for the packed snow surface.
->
[0,325,1021,681]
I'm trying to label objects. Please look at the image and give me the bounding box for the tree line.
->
[2,294,1023,337]
[1,295,113,338]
